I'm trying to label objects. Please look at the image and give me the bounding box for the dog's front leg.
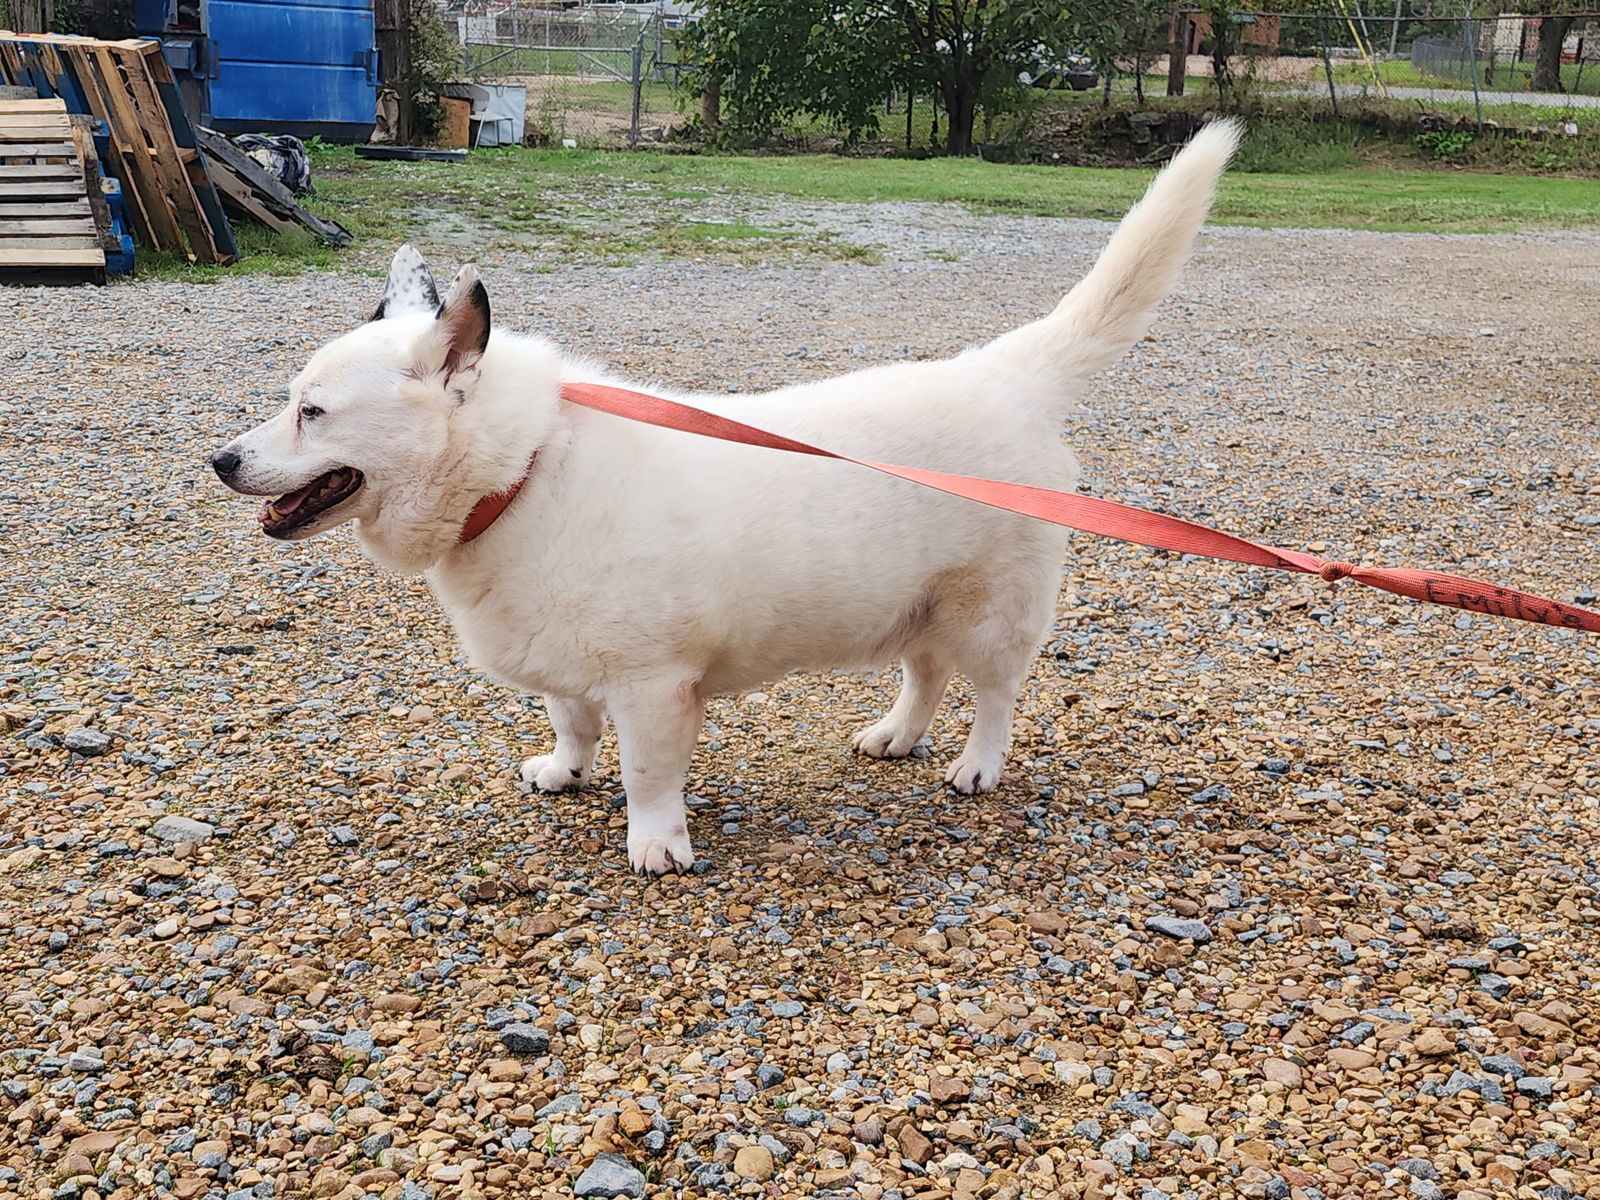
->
[608,676,703,876]
[520,695,605,791]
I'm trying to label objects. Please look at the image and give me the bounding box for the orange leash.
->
[558,381,1600,636]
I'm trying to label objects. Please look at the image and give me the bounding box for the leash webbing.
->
[557,381,1600,636]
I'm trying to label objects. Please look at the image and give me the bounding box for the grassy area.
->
[130,140,1600,281]
[1332,55,1600,97]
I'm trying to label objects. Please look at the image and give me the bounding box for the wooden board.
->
[0,124,75,140]
[0,217,96,233]
[0,200,89,216]
[0,162,83,180]
[141,44,236,261]
[0,178,88,195]
[0,98,70,113]
[0,140,73,156]
[0,243,105,264]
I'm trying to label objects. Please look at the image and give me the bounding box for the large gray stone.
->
[149,816,215,844]
[1145,916,1213,943]
[499,1023,550,1056]
[63,728,111,756]
[573,1152,645,1198]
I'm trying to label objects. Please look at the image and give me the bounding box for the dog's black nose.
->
[211,449,241,479]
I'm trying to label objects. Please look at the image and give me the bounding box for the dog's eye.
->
[299,404,324,421]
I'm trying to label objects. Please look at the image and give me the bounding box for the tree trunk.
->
[1210,11,1233,104]
[1167,6,1187,96]
[701,75,722,128]
[1532,16,1574,93]
[942,75,978,155]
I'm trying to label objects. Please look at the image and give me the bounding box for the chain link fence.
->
[450,3,685,147]
[442,5,1597,155]
[1139,12,1600,116]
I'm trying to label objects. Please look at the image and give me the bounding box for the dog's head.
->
[212,246,556,573]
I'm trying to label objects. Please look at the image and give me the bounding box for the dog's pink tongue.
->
[259,480,318,524]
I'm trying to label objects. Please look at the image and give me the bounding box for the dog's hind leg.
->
[610,677,703,876]
[945,630,1042,795]
[947,611,1049,800]
[852,648,953,760]
[520,695,605,792]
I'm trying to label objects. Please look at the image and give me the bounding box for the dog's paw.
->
[628,829,695,877]
[945,756,1002,795]
[851,719,922,759]
[519,754,588,792]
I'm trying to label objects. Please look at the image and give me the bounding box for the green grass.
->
[445,146,1597,231]
[127,137,1600,281]
[1332,55,1600,97]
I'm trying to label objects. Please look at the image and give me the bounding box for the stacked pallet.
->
[0,97,104,283]
[0,31,236,265]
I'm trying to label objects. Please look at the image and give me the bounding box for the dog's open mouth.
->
[258,467,364,538]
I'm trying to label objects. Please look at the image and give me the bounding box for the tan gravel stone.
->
[1262,1058,1303,1088]
[1414,1027,1455,1056]
[733,1144,776,1181]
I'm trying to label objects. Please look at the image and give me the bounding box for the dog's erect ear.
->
[433,265,491,379]
[373,244,439,321]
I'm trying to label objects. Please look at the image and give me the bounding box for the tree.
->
[888,1,1079,155]
[685,0,1084,156]
[1531,14,1575,93]
[683,2,909,146]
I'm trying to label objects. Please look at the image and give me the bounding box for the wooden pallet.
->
[0,97,105,283]
[0,31,236,265]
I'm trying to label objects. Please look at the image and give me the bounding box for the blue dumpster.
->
[137,0,377,141]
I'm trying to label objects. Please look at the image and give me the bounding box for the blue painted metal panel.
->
[206,0,376,128]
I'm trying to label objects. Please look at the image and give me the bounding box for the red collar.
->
[457,455,536,544]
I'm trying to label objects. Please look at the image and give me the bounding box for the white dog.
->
[213,120,1240,875]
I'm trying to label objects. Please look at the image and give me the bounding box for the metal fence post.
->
[630,37,643,146]
[1318,17,1341,119]
[1463,5,1484,132]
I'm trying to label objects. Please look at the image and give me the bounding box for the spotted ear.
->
[372,244,439,320]
[416,264,491,382]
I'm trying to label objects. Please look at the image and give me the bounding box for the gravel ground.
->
[3,197,1600,1200]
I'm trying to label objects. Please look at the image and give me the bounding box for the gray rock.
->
[755,1063,785,1089]
[499,1023,550,1055]
[770,1000,805,1018]
[1103,1140,1134,1168]
[63,728,111,756]
[1438,871,1476,887]
[1073,1118,1103,1141]
[573,1153,645,1198]
[536,1092,582,1117]
[1516,1076,1554,1098]
[1397,1158,1439,1181]
[66,1050,104,1073]
[149,815,215,843]
[1479,1054,1525,1080]
[1144,917,1213,943]
[1477,973,1513,999]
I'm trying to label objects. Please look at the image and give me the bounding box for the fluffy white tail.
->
[989,118,1241,391]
